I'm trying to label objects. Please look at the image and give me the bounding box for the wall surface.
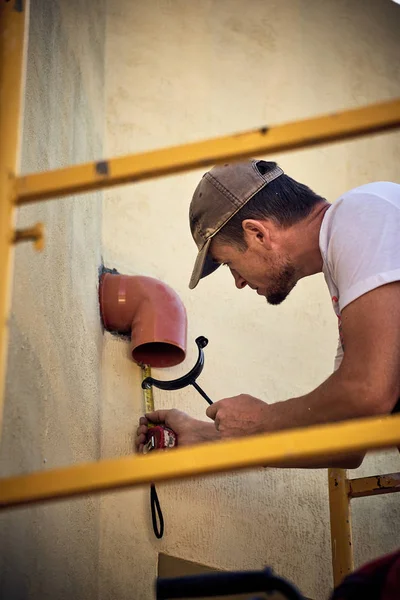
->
[102,1,400,599]
[1,2,399,600]
[0,1,105,598]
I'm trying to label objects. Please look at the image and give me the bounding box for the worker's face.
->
[210,220,298,305]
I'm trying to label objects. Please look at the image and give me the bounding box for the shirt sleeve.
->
[333,337,344,372]
[326,192,400,312]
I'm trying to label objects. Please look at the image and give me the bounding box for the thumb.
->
[206,403,217,420]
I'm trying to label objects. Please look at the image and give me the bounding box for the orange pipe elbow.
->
[99,273,187,368]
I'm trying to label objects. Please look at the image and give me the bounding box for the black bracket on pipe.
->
[141,336,213,405]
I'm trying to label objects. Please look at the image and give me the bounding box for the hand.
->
[135,408,220,453]
[206,394,270,439]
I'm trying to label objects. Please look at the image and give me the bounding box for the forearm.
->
[265,368,382,433]
[267,452,364,470]
[261,370,376,469]
[201,371,376,468]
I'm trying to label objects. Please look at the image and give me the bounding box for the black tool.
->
[142,336,213,405]
[156,566,305,599]
[143,337,213,541]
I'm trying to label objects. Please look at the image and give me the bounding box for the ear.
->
[242,219,272,249]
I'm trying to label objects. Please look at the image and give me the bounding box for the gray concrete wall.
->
[0,1,105,598]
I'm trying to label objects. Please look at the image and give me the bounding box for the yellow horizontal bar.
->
[16,98,400,205]
[348,471,400,499]
[1,413,400,510]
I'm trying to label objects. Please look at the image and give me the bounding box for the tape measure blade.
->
[141,365,155,414]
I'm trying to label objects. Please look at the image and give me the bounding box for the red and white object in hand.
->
[143,425,177,454]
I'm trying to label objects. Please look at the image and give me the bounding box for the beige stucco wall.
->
[102,2,400,599]
[0,1,105,598]
[1,2,399,600]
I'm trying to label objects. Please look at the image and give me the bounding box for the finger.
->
[206,404,217,420]
[138,443,144,453]
[139,416,148,426]
[137,425,148,436]
[214,417,220,432]
[135,434,146,451]
[145,409,169,424]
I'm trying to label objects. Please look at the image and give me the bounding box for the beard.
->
[265,264,297,305]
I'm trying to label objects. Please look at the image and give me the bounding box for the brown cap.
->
[188,159,283,289]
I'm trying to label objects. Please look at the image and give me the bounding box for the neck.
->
[290,201,331,278]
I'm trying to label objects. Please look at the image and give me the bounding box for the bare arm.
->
[208,282,400,468]
[268,283,400,425]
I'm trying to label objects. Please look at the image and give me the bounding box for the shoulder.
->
[320,182,400,245]
[320,182,400,310]
[332,180,398,213]
[330,180,399,214]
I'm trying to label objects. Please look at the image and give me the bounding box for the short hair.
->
[216,160,326,249]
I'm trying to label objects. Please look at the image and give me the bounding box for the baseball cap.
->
[188,159,284,289]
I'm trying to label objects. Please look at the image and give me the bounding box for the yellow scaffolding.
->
[1,1,399,590]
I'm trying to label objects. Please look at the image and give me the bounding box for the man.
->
[136,160,400,468]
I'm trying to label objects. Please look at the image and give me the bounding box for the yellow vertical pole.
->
[328,467,354,586]
[0,0,29,435]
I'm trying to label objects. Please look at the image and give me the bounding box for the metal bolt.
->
[13,222,45,251]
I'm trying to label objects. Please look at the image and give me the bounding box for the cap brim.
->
[189,238,220,289]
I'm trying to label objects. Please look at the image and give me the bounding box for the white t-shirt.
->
[319,182,400,371]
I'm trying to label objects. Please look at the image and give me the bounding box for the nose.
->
[230,268,247,290]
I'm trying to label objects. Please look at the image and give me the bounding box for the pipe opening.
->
[132,342,185,369]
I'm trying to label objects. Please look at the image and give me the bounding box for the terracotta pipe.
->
[99,273,187,368]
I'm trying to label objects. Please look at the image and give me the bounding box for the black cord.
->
[150,484,164,539]
[149,380,212,540]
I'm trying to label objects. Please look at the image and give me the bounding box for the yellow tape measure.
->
[141,364,154,414]
[141,364,165,539]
